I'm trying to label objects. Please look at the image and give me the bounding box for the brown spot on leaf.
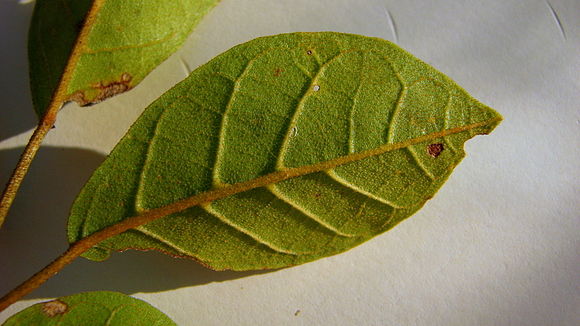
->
[427,143,444,158]
[69,73,133,106]
[42,300,68,317]
[274,68,284,77]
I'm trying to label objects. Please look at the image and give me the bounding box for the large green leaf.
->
[2,291,175,325]
[67,32,502,271]
[29,0,220,117]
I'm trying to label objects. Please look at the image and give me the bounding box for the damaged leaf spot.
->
[42,299,68,317]
[427,143,444,158]
[274,68,283,77]
[306,50,313,55]
[312,85,320,92]
[69,73,133,106]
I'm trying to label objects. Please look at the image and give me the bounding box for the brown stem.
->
[0,0,105,229]
[0,198,196,312]
[0,109,58,228]
[0,214,132,312]
[0,239,84,312]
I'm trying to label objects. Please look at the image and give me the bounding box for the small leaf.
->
[2,291,176,325]
[28,0,220,117]
[68,32,502,271]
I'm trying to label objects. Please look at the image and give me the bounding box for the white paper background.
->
[1,0,578,325]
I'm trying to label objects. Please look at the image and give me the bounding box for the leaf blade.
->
[2,291,176,326]
[68,32,501,270]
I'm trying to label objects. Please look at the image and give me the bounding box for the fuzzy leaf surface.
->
[28,0,219,117]
[68,32,502,271]
[2,291,175,325]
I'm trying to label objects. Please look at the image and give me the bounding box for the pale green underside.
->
[3,291,175,326]
[28,0,219,117]
[68,32,501,271]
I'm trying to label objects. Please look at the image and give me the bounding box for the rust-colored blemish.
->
[274,68,284,77]
[69,73,133,106]
[427,143,444,158]
[42,299,68,317]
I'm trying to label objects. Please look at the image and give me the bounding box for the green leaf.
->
[67,32,502,271]
[28,0,220,117]
[2,291,176,326]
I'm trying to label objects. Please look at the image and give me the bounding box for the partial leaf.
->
[67,32,502,271]
[2,291,176,325]
[29,0,220,117]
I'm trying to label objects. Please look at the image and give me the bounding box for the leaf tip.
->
[470,102,503,137]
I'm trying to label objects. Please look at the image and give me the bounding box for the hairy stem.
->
[0,109,58,228]
[0,0,104,229]
[0,195,192,312]
[0,238,84,312]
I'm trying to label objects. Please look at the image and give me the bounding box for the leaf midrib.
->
[85,117,500,243]
[47,0,105,113]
